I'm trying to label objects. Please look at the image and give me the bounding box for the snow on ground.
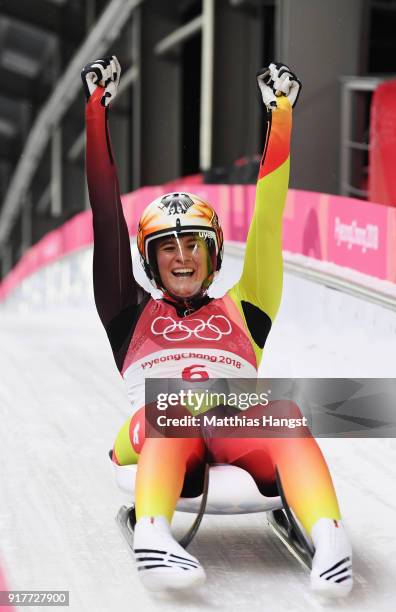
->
[1,252,396,611]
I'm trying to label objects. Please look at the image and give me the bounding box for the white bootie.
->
[133,516,206,591]
[310,518,353,597]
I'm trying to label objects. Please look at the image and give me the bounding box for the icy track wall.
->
[0,184,396,377]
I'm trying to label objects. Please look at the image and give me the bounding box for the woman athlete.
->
[82,56,353,596]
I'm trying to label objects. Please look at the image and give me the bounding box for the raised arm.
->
[229,63,301,366]
[82,57,149,366]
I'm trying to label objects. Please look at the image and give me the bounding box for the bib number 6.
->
[182,364,209,381]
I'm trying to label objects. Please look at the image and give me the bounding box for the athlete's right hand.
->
[81,55,121,107]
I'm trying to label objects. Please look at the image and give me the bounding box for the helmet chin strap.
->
[161,284,211,316]
[162,286,207,305]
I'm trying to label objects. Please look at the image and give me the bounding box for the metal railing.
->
[0,0,143,250]
[0,0,217,279]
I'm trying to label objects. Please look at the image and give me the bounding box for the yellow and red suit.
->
[86,89,341,533]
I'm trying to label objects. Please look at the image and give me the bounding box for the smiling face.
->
[154,233,210,298]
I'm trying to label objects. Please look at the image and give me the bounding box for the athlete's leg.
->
[267,400,340,534]
[135,436,206,521]
[262,402,352,596]
[133,440,207,592]
[230,433,352,596]
[207,401,352,596]
[113,407,207,590]
[207,401,340,535]
[268,438,341,534]
[112,407,206,521]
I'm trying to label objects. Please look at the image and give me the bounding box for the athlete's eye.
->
[160,243,176,252]
[187,239,200,250]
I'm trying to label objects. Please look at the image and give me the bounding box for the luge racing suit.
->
[85,88,341,531]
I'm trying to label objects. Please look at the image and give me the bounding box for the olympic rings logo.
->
[151,315,232,341]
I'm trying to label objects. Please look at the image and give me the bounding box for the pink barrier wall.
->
[1,184,395,301]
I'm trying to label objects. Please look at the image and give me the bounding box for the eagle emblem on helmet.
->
[159,193,194,215]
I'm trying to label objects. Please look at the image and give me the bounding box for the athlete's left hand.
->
[257,62,301,109]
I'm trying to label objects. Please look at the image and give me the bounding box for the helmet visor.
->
[148,231,217,297]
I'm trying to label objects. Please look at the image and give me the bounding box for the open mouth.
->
[171,268,195,278]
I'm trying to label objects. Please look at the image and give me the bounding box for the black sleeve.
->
[85,87,150,369]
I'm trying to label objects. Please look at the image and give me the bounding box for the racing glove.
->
[257,62,301,110]
[81,55,121,107]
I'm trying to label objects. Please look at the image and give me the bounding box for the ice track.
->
[1,251,396,612]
